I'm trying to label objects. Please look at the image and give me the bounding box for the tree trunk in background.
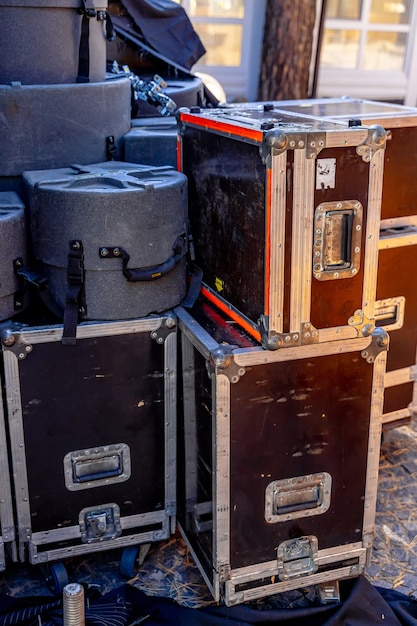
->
[257,0,317,101]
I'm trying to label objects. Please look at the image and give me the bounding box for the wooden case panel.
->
[17,332,166,532]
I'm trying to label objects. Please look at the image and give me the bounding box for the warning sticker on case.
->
[215,277,224,292]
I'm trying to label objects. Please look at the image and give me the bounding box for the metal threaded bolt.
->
[63,583,85,626]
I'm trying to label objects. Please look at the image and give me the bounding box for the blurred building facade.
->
[174,0,417,105]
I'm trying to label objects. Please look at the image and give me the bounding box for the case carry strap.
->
[98,234,187,282]
[13,258,64,319]
[62,240,86,346]
[77,1,115,83]
[181,263,202,309]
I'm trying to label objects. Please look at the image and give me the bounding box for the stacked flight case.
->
[0,314,177,571]
[177,106,386,349]
[176,105,390,604]
[264,97,417,429]
[0,0,185,584]
[176,302,387,605]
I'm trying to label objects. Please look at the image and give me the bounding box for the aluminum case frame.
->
[176,304,388,606]
[1,315,177,565]
[178,106,386,350]
[0,373,16,570]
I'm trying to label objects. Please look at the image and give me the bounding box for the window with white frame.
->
[318,0,417,104]
[173,0,266,101]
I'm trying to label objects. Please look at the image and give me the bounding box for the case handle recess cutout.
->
[64,443,131,491]
[265,472,331,523]
[313,201,362,281]
[374,297,405,331]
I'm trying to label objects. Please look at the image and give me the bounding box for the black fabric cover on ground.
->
[0,576,416,625]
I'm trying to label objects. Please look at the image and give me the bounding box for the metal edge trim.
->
[2,349,31,558]
[412,348,417,414]
[213,373,231,570]
[177,522,219,602]
[180,332,199,504]
[268,152,287,334]
[362,148,385,322]
[362,349,387,538]
[385,366,412,388]
[233,336,371,366]
[382,408,411,424]
[300,158,315,324]
[29,523,170,564]
[164,328,177,520]
[30,510,169,545]
[7,316,168,345]
[289,149,306,332]
[175,306,219,359]
[378,232,417,249]
[0,372,15,543]
[380,216,417,230]
[179,112,263,144]
[318,326,359,342]
[225,550,367,606]
[324,127,370,148]
[227,542,365,581]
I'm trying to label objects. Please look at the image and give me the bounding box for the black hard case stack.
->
[176,104,391,604]
[0,0,187,577]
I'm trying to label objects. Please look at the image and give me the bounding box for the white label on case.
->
[316,158,336,190]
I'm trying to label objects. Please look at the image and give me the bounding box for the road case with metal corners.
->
[375,218,417,428]
[270,97,417,221]
[0,314,177,570]
[177,106,386,350]
[176,302,388,606]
